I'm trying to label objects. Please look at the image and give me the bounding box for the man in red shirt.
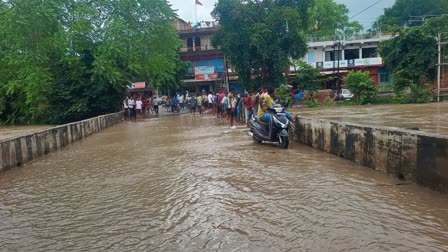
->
[217,91,225,118]
[244,91,254,127]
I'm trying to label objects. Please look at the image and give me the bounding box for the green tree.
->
[378,15,448,93]
[343,70,377,104]
[0,0,181,125]
[374,0,448,32]
[309,0,362,37]
[293,60,326,95]
[212,0,312,89]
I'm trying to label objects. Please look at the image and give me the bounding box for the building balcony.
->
[180,45,221,53]
[178,26,220,36]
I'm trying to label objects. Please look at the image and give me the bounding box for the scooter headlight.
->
[273,116,289,129]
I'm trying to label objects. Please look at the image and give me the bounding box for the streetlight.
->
[332,37,342,92]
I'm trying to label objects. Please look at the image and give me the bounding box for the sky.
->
[167,0,396,31]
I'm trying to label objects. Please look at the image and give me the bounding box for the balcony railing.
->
[180,45,221,53]
[308,32,397,43]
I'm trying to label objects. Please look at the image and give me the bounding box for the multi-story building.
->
[173,19,227,94]
[297,33,396,89]
[174,17,395,93]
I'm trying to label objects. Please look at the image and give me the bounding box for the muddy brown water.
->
[1,113,448,251]
[296,102,448,135]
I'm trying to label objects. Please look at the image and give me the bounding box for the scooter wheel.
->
[253,135,262,144]
[279,136,289,149]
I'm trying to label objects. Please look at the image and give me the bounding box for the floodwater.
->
[1,113,448,251]
[297,102,448,135]
[0,125,52,141]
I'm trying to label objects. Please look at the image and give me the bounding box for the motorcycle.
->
[248,104,290,148]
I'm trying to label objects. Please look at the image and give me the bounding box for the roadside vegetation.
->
[0,0,183,125]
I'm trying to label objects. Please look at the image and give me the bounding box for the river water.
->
[298,102,448,135]
[1,113,448,251]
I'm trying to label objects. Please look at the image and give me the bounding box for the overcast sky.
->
[167,0,396,31]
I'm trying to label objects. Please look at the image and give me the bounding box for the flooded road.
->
[297,102,448,135]
[1,113,448,251]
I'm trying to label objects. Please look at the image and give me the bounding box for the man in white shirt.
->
[208,92,213,110]
[135,97,143,119]
[128,97,136,120]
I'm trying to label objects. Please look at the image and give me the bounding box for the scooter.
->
[248,104,290,148]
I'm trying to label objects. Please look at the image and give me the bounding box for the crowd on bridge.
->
[122,86,294,127]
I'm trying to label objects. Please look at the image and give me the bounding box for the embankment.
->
[0,112,124,172]
[292,116,448,192]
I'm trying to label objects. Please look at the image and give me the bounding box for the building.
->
[174,19,227,94]
[295,33,396,90]
[174,17,396,93]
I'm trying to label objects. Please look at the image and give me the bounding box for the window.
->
[195,37,201,51]
[344,49,359,60]
[307,51,315,64]
[379,73,390,84]
[325,50,342,61]
[362,47,377,58]
[187,38,193,52]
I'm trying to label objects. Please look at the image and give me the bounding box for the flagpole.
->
[195,0,198,23]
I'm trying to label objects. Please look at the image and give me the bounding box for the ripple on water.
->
[0,114,448,251]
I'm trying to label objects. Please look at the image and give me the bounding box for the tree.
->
[0,0,181,125]
[309,0,362,37]
[343,70,377,104]
[212,0,312,89]
[378,15,448,92]
[374,0,448,32]
[293,60,326,95]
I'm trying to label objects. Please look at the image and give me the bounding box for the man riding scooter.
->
[258,86,293,123]
[249,86,293,148]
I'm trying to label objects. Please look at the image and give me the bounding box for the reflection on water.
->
[298,103,448,135]
[0,113,448,251]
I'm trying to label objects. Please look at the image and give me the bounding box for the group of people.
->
[122,86,293,126]
[123,95,159,120]
[186,86,292,129]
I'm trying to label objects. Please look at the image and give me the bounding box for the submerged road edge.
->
[0,112,124,172]
[292,116,448,193]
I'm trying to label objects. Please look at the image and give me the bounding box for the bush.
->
[344,70,378,104]
[393,85,433,104]
[275,84,292,107]
[305,99,321,108]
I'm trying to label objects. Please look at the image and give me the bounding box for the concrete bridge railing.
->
[0,112,124,172]
[292,116,448,192]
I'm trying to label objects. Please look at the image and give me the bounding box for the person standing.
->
[128,96,136,121]
[208,92,213,112]
[253,88,261,117]
[152,95,159,114]
[123,97,129,120]
[245,92,254,127]
[228,88,237,128]
[197,93,203,115]
[135,97,143,119]
[218,91,225,118]
[190,94,197,115]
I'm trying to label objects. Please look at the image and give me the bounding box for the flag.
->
[195,0,202,6]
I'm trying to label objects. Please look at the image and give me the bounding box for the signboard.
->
[195,66,217,80]
[323,61,334,68]
[126,82,146,90]
[318,57,383,69]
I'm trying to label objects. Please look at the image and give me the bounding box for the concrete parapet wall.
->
[0,112,124,172]
[293,116,448,192]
